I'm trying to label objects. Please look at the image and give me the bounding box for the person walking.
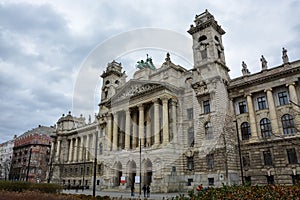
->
[146,185,150,198]
[142,184,147,197]
[131,184,135,196]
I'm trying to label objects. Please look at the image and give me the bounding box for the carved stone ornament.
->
[116,83,160,101]
[191,81,208,96]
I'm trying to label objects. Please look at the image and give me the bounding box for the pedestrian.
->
[142,184,147,197]
[131,184,135,196]
[146,185,150,198]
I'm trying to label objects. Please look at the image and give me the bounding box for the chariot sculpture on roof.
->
[136,54,156,70]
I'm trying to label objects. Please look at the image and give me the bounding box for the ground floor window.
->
[208,178,214,186]
[187,178,193,186]
[292,175,300,185]
[266,175,274,184]
[244,176,251,185]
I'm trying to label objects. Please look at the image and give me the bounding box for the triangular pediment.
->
[111,80,165,103]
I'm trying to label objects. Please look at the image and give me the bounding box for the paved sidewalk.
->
[62,189,187,199]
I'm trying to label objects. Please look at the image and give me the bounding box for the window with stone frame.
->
[282,114,296,135]
[278,91,289,105]
[203,100,210,114]
[241,122,251,140]
[238,101,247,114]
[260,118,272,138]
[257,96,267,110]
[187,156,194,171]
[187,108,194,120]
[207,154,214,170]
[242,153,250,168]
[86,167,90,175]
[188,127,194,147]
[99,143,103,155]
[263,150,273,166]
[205,122,213,140]
[287,148,298,164]
[69,168,72,176]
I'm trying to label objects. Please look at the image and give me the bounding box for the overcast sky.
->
[0,0,299,143]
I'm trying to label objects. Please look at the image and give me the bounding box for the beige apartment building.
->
[49,10,300,192]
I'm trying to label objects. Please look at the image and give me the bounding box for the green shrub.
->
[0,181,62,193]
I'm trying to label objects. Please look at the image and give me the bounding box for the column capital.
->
[138,104,144,110]
[170,98,178,104]
[244,92,252,97]
[264,88,272,93]
[161,96,169,102]
[152,98,159,104]
[286,82,296,87]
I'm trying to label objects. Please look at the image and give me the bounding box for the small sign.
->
[135,176,140,183]
[120,176,126,183]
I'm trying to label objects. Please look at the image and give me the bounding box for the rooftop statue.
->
[136,54,156,70]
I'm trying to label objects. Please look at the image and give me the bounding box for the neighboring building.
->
[9,125,53,183]
[50,10,300,192]
[0,136,15,180]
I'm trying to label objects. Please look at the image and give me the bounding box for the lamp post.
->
[26,148,32,182]
[234,120,244,185]
[93,130,99,197]
[139,138,142,196]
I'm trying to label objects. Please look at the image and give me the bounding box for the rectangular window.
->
[263,150,273,166]
[267,175,274,184]
[81,168,83,175]
[187,157,194,171]
[187,108,193,120]
[201,49,207,59]
[257,96,267,110]
[238,101,247,114]
[278,91,289,105]
[86,167,90,175]
[203,100,210,114]
[245,176,251,185]
[242,154,250,167]
[98,164,102,174]
[207,154,214,170]
[287,148,298,164]
[187,178,193,186]
[208,178,214,186]
[292,175,300,185]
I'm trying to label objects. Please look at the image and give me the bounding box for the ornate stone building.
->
[0,136,15,180]
[50,10,300,192]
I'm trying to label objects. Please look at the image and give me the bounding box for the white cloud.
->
[0,0,299,143]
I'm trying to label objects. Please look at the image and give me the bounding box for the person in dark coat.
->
[146,185,150,197]
[142,184,147,197]
[130,184,135,196]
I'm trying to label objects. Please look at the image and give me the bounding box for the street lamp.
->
[234,120,244,185]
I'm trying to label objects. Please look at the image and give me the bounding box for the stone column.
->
[146,108,151,146]
[132,111,138,148]
[265,88,279,132]
[68,139,73,162]
[138,104,145,147]
[86,134,90,161]
[162,97,169,145]
[246,94,258,139]
[74,137,78,162]
[170,99,177,143]
[55,140,61,161]
[79,137,83,161]
[112,112,119,151]
[153,99,160,145]
[107,114,112,151]
[287,82,298,105]
[125,109,131,150]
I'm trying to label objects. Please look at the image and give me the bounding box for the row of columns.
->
[107,97,177,151]
[244,82,298,139]
[54,133,96,163]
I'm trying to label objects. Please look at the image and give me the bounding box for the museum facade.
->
[49,10,300,192]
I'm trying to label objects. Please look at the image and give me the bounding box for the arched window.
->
[260,118,272,138]
[205,122,213,139]
[282,114,296,135]
[199,35,207,42]
[188,127,194,147]
[241,122,251,140]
